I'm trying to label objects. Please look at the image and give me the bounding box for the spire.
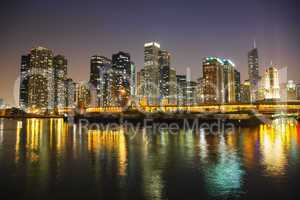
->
[253,39,256,49]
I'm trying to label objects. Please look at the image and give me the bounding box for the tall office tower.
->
[196,77,204,103]
[65,78,76,108]
[234,69,241,102]
[240,80,251,103]
[202,57,224,103]
[142,42,161,105]
[27,47,54,110]
[223,59,236,103]
[262,66,280,100]
[112,51,131,107]
[54,55,67,108]
[169,68,177,104]
[19,54,30,109]
[159,49,171,68]
[285,80,297,101]
[130,62,136,96]
[186,81,197,105]
[248,42,259,101]
[158,50,176,105]
[176,75,187,106]
[160,65,170,98]
[89,55,112,106]
[75,81,91,109]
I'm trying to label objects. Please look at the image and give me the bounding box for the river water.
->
[0,118,299,199]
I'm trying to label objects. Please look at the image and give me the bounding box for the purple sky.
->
[0,0,299,106]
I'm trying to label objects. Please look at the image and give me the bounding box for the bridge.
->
[83,101,300,115]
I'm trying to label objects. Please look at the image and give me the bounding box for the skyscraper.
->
[76,81,91,109]
[234,69,241,102]
[27,47,54,111]
[54,55,67,109]
[130,61,136,96]
[262,66,280,100]
[19,54,30,109]
[112,51,131,107]
[223,59,236,103]
[248,42,259,101]
[89,55,112,106]
[202,57,224,103]
[186,81,197,105]
[65,78,76,108]
[240,80,251,103]
[141,42,161,105]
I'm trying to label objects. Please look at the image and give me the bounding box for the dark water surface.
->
[0,118,300,200]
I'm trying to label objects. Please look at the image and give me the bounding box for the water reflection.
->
[259,119,298,176]
[87,128,127,176]
[0,117,297,199]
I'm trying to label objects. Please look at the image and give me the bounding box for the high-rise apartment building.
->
[27,47,54,110]
[54,55,67,108]
[89,55,112,106]
[141,42,161,105]
[112,51,131,107]
[65,78,76,108]
[223,59,236,103]
[202,57,224,103]
[176,75,187,106]
[19,54,30,109]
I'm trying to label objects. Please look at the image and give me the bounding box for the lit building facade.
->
[19,54,30,109]
[248,46,259,101]
[176,75,187,106]
[75,81,91,109]
[240,80,251,103]
[54,55,67,108]
[202,57,224,103]
[65,78,76,108]
[112,51,131,107]
[27,47,54,110]
[89,55,112,107]
[285,80,297,101]
[261,66,280,100]
[140,42,161,105]
[130,62,136,96]
[223,59,236,103]
[186,81,197,105]
[234,69,241,102]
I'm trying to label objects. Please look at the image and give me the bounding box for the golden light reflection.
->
[15,120,22,162]
[87,127,127,176]
[259,119,298,176]
[25,118,42,162]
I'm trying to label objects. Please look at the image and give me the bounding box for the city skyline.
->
[1,0,300,106]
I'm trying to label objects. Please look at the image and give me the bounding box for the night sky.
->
[0,0,299,106]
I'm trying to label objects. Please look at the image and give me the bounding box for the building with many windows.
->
[240,80,251,103]
[19,54,30,109]
[248,43,260,101]
[139,42,161,105]
[202,57,224,103]
[54,55,67,108]
[27,47,54,111]
[112,51,131,107]
[89,55,112,107]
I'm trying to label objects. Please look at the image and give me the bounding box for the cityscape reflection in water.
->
[0,118,299,199]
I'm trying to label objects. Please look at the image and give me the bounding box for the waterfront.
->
[0,118,300,199]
